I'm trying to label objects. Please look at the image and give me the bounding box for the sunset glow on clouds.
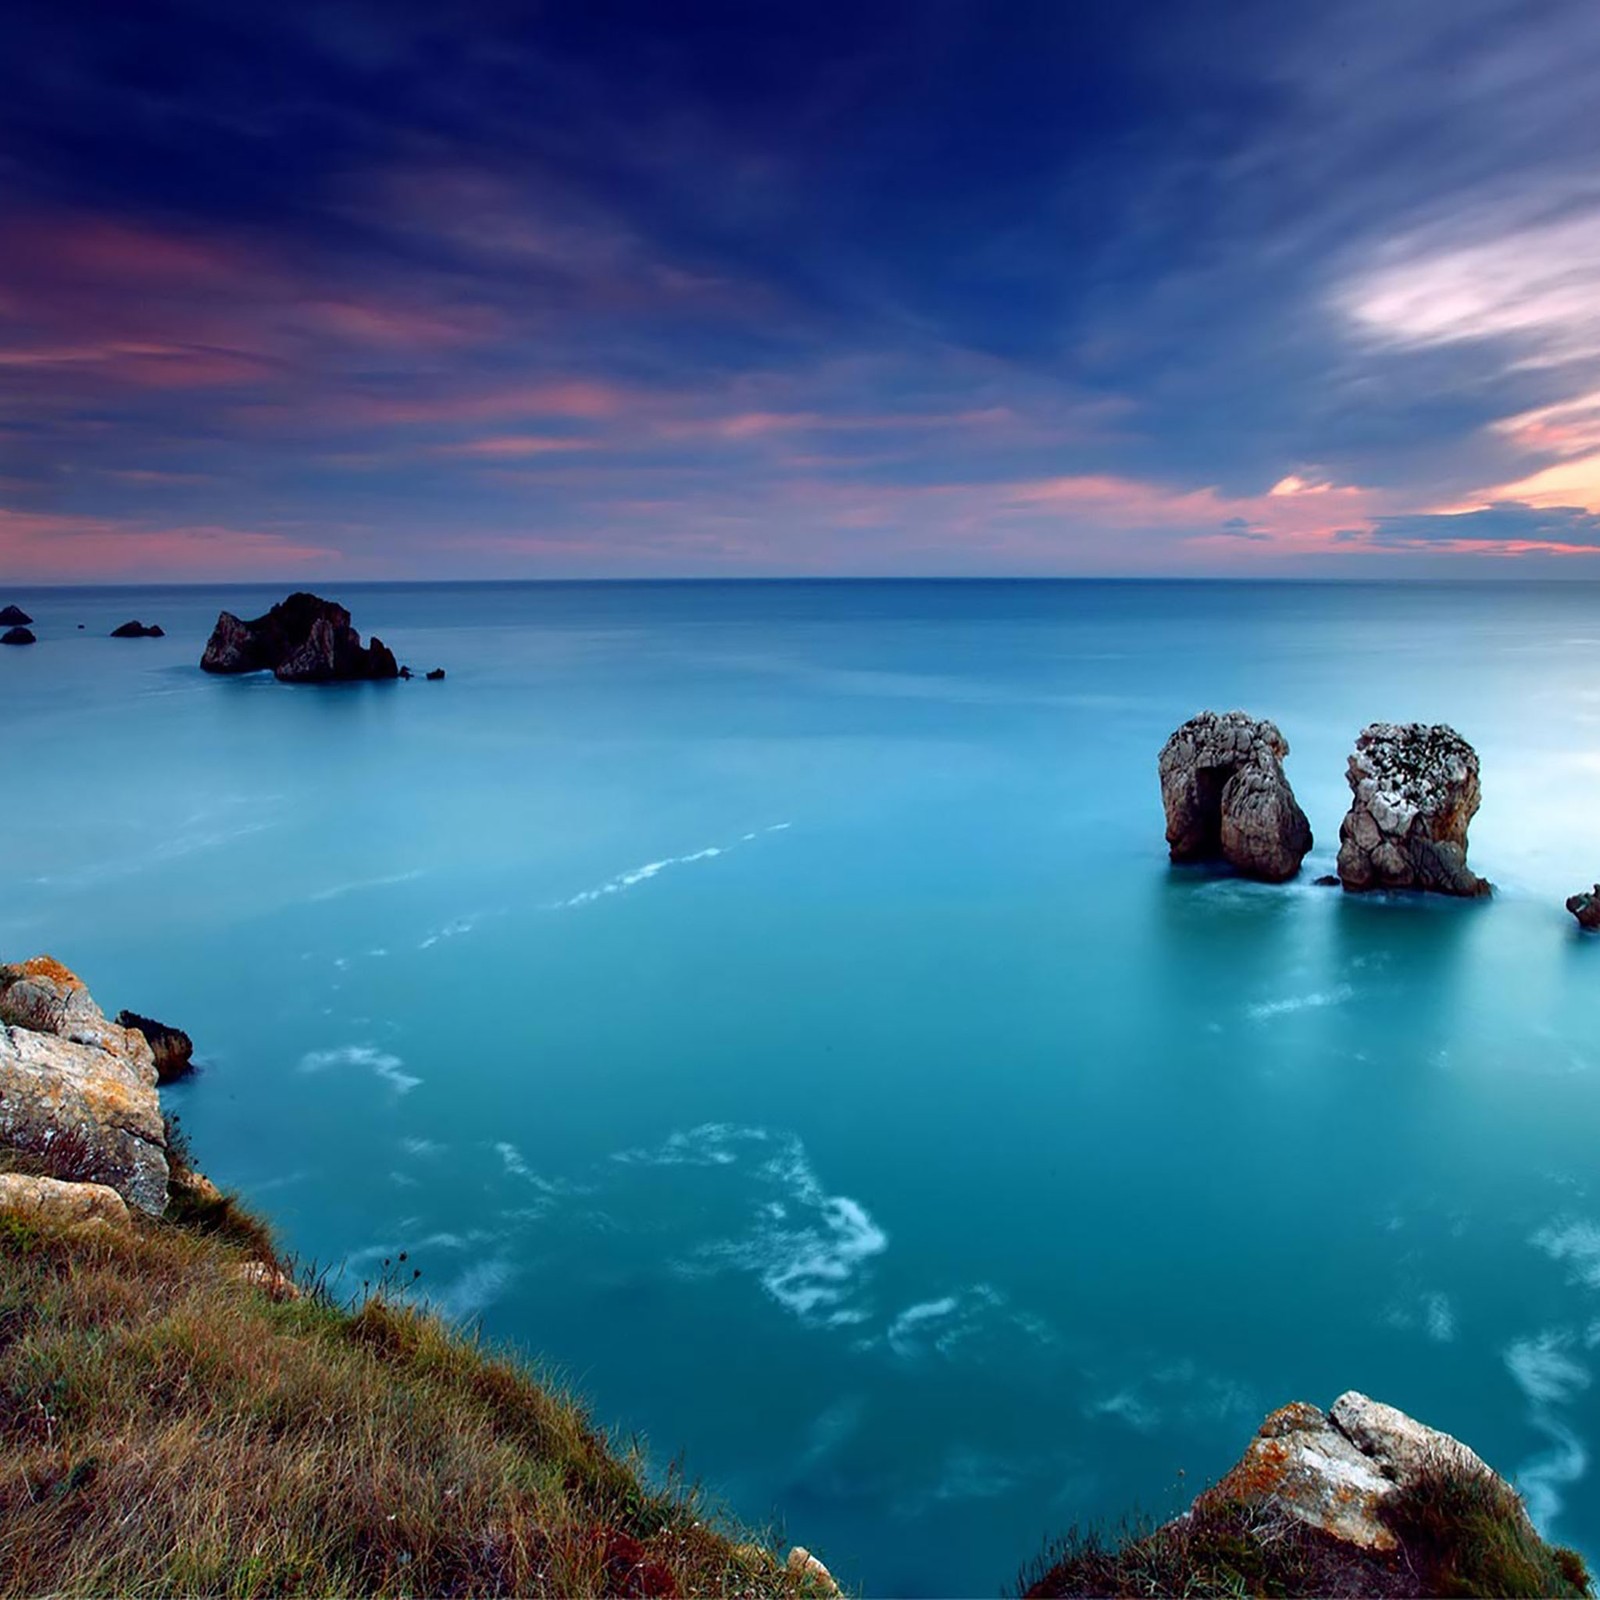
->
[3,0,1600,578]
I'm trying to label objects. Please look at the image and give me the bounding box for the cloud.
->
[1364,501,1600,552]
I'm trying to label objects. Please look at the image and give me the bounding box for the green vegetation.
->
[0,1191,829,1598]
[1018,1474,1593,1600]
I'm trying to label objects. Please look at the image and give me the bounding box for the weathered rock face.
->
[1566,887,1600,931]
[1,626,35,646]
[111,620,165,638]
[115,1010,195,1084]
[0,604,32,626]
[1201,1391,1512,1554]
[1158,711,1313,882]
[200,592,399,682]
[0,1172,130,1228]
[1335,723,1489,896]
[0,957,169,1215]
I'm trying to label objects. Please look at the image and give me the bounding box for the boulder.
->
[1566,886,1600,931]
[786,1547,842,1595]
[0,1172,130,1228]
[0,957,169,1215]
[0,604,32,625]
[200,592,399,682]
[110,620,164,638]
[1,626,35,646]
[1335,723,1489,896]
[1158,711,1313,882]
[1200,1391,1515,1555]
[115,1010,194,1084]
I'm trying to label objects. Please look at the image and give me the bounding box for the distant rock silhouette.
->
[1,626,36,646]
[1158,710,1312,882]
[426,667,446,681]
[1336,723,1489,896]
[111,621,165,638]
[0,605,32,626]
[1566,886,1600,931]
[200,592,399,683]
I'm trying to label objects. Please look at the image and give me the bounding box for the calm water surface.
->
[2,580,1598,1594]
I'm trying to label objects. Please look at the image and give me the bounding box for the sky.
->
[5,0,1600,580]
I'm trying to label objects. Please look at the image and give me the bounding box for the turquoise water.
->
[3,579,1599,1594]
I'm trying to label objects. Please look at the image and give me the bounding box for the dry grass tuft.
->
[0,1205,830,1598]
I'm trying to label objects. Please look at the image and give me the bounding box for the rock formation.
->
[1,626,35,646]
[1158,711,1313,882]
[426,667,446,681]
[1335,723,1489,896]
[115,1009,195,1083]
[111,620,165,638]
[0,1172,130,1228]
[200,592,399,682]
[0,957,169,1214]
[1567,886,1600,931]
[1200,1391,1507,1553]
[0,604,32,625]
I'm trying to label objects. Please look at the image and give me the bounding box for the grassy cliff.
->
[0,1179,829,1599]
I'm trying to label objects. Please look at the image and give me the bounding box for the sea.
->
[2,579,1598,1595]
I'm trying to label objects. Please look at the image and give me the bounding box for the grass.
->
[0,1194,832,1598]
[1018,1471,1593,1600]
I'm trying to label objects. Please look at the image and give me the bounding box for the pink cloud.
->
[430,434,600,459]
[346,380,630,426]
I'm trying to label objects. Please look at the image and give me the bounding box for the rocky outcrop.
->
[1566,887,1600,931]
[200,592,399,683]
[0,1172,130,1228]
[1158,711,1313,882]
[115,1010,194,1084]
[426,667,446,681]
[1201,1391,1508,1554]
[0,604,32,625]
[1335,723,1489,896]
[0,957,169,1215]
[1,626,35,646]
[111,620,165,638]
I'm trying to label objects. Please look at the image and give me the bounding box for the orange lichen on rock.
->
[11,955,84,989]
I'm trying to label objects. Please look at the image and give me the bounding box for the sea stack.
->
[1336,723,1489,896]
[1,626,36,646]
[1158,710,1312,882]
[1566,886,1600,931]
[0,604,32,626]
[111,620,165,638]
[200,592,399,683]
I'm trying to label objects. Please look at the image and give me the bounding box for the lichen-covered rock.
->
[1158,711,1313,882]
[1202,1391,1508,1554]
[1566,886,1600,931]
[1335,723,1489,896]
[200,592,399,683]
[0,957,169,1215]
[0,1172,130,1228]
[786,1546,842,1595]
[115,1010,195,1084]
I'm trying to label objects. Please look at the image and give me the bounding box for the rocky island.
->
[1158,710,1313,881]
[1336,722,1490,896]
[0,604,32,626]
[1,626,35,646]
[200,592,399,683]
[110,620,165,638]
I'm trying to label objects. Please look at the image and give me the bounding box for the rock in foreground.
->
[1026,1391,1589,1599]
[1567,886,1600,931]
[200,592,398,682]
[1336,723,1489,896]
[0,956,169,1214]
[1,626,35,646]
[111,620,165,638]
[1158,710,1313,882]
[0,604,32,625]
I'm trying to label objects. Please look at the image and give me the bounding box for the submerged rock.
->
[115,1010,195,1084]
[1200,1391,1509,1554]
[111,620,165,638]
[200,592,399,683]
[1566,886,1600,931]
[1,626,36,646]
[0,604,32,626]
[1335,723,1489,896]
[0,957,169,1215]
[1158,710,1312,882]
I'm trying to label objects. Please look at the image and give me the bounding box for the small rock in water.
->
[1,626,36,646]
[0,604,32,626]
[399,665,413,679]
[115,1009,195,1083]
[1313,874,1340,887]
[426,667,446,681]
[110,620,165,638]
[1566,886,1600,931]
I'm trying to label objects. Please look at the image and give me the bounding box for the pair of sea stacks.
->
[1159,711,1488,896]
